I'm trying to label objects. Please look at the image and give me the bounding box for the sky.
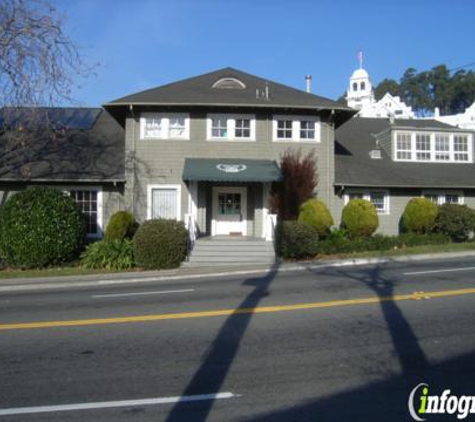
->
[54,0,475,107]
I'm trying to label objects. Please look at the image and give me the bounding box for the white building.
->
[433,102,475,130]
[346,59,415,119]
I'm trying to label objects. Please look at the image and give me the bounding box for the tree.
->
[374,78,400,101]
[270,148,319,220]
[0,0,94,178]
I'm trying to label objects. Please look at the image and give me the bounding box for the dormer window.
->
[394,131,473,163]
[212,78,246,89]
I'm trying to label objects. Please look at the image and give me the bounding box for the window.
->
[68,188,102,238]
[435,134,450,161]
[235,119,251,138]
[422,191,464,205]
[361,82,366,90]
[454,135,469,161]
[277,120,293,139]
[147,185,181,220]
[273,115,320,142]
[394,131,473,163]
[211,116,228,138]
[140,113,189,140]
[345,190,389,215]
[353,82,358,91]
[300,120,315,140]
[396,132,412,160]
[207,114,255,141]
[415,133,430,161]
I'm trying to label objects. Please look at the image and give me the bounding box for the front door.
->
[212,187,247,236]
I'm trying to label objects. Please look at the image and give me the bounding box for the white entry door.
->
[212,187,247,236]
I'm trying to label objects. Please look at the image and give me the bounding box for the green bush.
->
[298,199,334,239]
[274,220,319,259]
[434,204,475,242]
[133,219,187,270]
[0,187,86,268]
[397,232,450,247]
[105,211,138,240]
[401,198,438,234]
[80,239,135,270]
[341,199,379,238]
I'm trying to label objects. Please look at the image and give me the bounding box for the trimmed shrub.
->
[274,220,319,259]
[105,211,138,240]
[80,239,135,270]
[298,199,334,239]
[401,198,438,234]
[434,203,475,242]
[397,232,450,247]
[0,187,86,268]
[341,199,379,238]
[133,219,187,270]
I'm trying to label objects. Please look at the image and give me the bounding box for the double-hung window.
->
[454,135,469,162]
[345,190,390,215]
[207,114,255,141]
[141,113,190,140]
[64,187,103,238]
[273,115,320,142]
[396,132,412,160]
[415,133,431,161]
[435,134,450,161]
[147,185,181,220]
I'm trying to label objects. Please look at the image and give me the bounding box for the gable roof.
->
[335,117,475,188]
[104,67,355,127]
[0,108,124,183]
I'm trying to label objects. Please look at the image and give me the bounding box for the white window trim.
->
[272,114,321,143]
[206,113,256,141]
[344,189,390,215]
[147,184,182,221]
[60,186,103,239]
[421,190,464,205]
[140,113,190,141]
[393,131,473,163]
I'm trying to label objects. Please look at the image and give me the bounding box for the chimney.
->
[305,75,312,93]
[434,107,440,117]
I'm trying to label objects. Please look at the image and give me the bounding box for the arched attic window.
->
[212,78,246,89]
[353,82,358,91]
[361,81,366,90]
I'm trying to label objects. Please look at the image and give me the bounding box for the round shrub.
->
[298,199,334,239]
[105,211,137,240]
[341,199,379,238]
[274,220,319,260]
[402,198,438,234]
[434,203,475,242]
[81,239,135,270]
[133,219,187,270]
[0,187,86,268]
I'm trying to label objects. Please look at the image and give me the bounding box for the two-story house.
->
[104,67,354,239]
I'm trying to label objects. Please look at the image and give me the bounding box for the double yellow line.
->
[2,287,475,331]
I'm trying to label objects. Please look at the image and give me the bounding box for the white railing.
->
[185,213,197,260]
[264,214,277,241]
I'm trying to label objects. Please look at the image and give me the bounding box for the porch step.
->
[184,237,276,267]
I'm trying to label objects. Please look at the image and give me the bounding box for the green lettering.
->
[418,387,429,414]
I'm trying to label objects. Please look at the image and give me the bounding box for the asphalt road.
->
[1,256,475,421]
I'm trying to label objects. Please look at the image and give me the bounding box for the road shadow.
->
[165,262,280,422]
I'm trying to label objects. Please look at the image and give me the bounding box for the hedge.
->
[105,211,137,240]
[274,220,319,259]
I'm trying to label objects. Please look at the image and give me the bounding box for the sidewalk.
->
[1,249,475,293]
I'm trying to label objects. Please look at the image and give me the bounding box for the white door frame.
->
[212,186,247,236]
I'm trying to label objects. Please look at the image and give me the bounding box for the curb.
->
[1,250,475,294]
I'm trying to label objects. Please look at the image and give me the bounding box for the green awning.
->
[183,158,282,182]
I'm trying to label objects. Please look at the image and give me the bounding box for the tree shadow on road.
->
[165,262,280,422]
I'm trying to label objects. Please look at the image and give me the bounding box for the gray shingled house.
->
[1,67,475,247]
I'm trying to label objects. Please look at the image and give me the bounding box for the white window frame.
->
[422,190,464,205]
[147,184,182,221]
[140,113,190,140]
[272,115,321,143]
[344,189,390,215]
[206,113,256,141]
[393,131,473,163]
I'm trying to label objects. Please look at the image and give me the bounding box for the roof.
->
[0,108,125,183]
[335,117,475,188]
[183,158,282,183]
[105,67,355,127]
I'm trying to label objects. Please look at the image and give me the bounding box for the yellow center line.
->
[2,287,475,331]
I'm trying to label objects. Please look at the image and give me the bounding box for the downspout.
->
[129,104,136,213]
